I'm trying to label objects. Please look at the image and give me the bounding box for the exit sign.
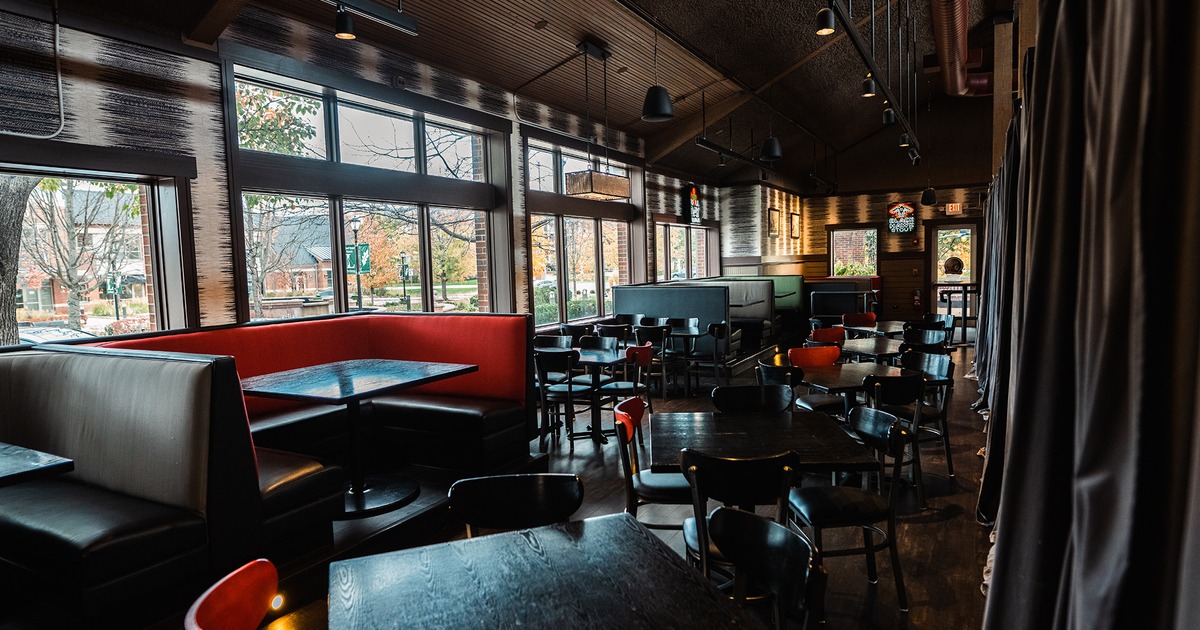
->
[945,202,963,215]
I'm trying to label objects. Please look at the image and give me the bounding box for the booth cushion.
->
[255,448,344,518]
[0,479,208,586]
[370,393,525,436]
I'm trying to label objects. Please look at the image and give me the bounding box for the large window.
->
[525,141,629,198]
[830,228,878,276]
[531,214,630,326]
[656,223,713,281]
[563,217,598,320]
[234,69,493,318]
[531,214,559,326]
[3,172,162,346]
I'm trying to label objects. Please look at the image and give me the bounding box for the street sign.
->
[345,243,371,273]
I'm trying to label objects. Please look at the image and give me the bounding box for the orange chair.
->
[807,326,846,347]
[842,312,877,327]
[613,397,691,530]
[185,558,279,630]
[787,345,842,368]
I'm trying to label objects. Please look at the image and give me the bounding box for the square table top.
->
[843,320,907,336]
[798,363,916,394]
[0,442,74,488]
[649,410,880,474]
[841,337,906,360]
[240,358,477,405]
[327,512,764,629]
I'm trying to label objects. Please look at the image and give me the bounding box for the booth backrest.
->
[684,280,774,324]
[90,312,531,418]
[612,285,729,355]
[703,275,804,310]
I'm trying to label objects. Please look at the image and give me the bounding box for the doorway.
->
[927,221,981,344]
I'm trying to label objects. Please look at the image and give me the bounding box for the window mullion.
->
[418,204,433,311]
[414,113,428,175]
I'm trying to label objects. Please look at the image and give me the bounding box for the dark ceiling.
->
[46,0,1007,194]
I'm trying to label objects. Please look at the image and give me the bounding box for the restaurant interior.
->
[1,0,1197,628]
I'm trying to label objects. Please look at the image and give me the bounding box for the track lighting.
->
[816,6,835,36]
[335,5,356,40]
[908,147,921,165]
[862,74,877,97]
[899,132,911,148]
[882,107,896,125]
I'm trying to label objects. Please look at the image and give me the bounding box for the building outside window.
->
[830,228,878,275]
[1,172,160,346]
[656,223,713,281]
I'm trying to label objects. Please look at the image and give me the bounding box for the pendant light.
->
[862,73,877,97]
[882,105,896,124]
[335,5,356,40]
[760,114,782,161]
[899,132,910,147]
[566,45,631,200]
[920,186,937,206]
[816,6,835,35]
[641,29,674,122]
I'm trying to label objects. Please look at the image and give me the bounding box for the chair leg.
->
[911,437,926,509]
[941,414,955,477]
[863,527,878,583]
[887,520,909,612]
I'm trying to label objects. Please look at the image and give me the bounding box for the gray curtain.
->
[983,1,1200,628]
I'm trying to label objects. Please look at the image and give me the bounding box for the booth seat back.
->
[92,312,531,417]
[0,349,213,513]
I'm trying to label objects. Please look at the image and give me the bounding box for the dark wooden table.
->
[575,347,626,443]
[843,320,907,338]
[327,512,765,629]
[0,442,73,488]
[649,411,880,474]
[842,337,906,363]
[242,358,476,519]
[797,363,917,415]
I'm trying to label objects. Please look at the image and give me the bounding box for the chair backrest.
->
[613,313,644,326]
[578,335,618,351]
[596,323,632,344]
[708,507,826,627]
[680,449,802,577]
[863,373,926,407]
[842,312,877,327]
[902,327,949,345]
[184,558,278,630]
[898,341,952,356]
[808,326,846,346]
[533,348,579,384]
[711,384,794,413]
[921,312,956,329]
[626,342,654,368]
[447,473,585,537]
[613,397,644,477]
[634,324,670,348]
[899,351,953,381]
[787,345,841,368]
[666,317,700,329]
[755,363,796,388]
[533,334,572,349]
[560,323,595,345]
[847,406,912,510]
[640,316,669,327]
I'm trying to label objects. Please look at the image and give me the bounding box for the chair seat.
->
[599,380,649,395]
[631,471,692,503]
[683,516,728,565]
[795,393,846,413]
[571,373,616,385]
[545,383,593,395]
[788,486,889,528]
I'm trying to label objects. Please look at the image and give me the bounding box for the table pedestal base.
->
[339,474,420,519]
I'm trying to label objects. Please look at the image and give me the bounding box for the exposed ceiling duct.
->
[929,0,992,96]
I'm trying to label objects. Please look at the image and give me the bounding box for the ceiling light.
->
[882,107,896,125]
[320,0,417,38]
[921,186,938,206]
[908,147,921,165]
[567,43,631,200]
[718,154,727,167]
[760,136,783,162]
[335,6,356,39]
[861,73,876,97]
[899,132,911,147]
[641,29,674,122]
[816,7,835,36]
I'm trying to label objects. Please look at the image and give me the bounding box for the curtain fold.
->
[983,0,1200,628]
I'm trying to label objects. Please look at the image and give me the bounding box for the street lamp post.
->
[399,251,410,311]
[349,217,363,309]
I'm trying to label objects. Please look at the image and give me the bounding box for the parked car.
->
[17,326,97,344]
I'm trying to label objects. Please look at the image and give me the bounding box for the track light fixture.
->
[882,107,896,125]
[335,5,356,39]
[921,186,937,206]
[816,6,835,35]
[908,147,921,165]
[862,73,877,97]
[899,132,911,148]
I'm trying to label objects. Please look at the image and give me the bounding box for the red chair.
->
[787,345,842,368]
[842,312,877,327]
[185,558,279,630]
[807,326,846,347]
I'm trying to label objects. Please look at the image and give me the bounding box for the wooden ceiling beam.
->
[185,0,252,45]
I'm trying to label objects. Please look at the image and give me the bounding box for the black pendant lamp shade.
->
[882,107,896,125]
[862,74,877,97]
[760,136,783,161]
[899,132,911,147]
[642,85,673,122]
[816,7,835,35]
[921,186,937,206]
[335,6,356,39]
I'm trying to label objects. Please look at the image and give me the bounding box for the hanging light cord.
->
[582,53,593,165]
[652,28,659,86]
[1,1,65,140]
[603,55,611,169]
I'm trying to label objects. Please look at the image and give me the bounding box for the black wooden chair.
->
[447,473,584,538]
[595,322,633,349]
[901,323,949,346]
[612,313,644,327]
[613,397,691,529]
[533,349,593,451]
[710,507,826,629]
[599,343,655,443]
[863,373,927,508]
[559,323,595,346]
[787,407,911,612]
[897,351,956,478]
[681,449,801,580]
[897,341,952,356]
[922,312,955,330]
[689,322,742,390]
[711,384,794,414]
[574,335,618,385]
[634,324,675,399]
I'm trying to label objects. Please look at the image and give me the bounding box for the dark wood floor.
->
[544,345,990,629]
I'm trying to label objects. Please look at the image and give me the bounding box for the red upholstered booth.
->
[90,312,536,474]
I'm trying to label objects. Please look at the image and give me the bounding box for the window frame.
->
[826,223,883,277]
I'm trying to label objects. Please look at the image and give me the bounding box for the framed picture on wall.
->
[768,208,780,237]
[789,212,800,239]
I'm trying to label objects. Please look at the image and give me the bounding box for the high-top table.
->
[649,410,879,474]
[327,512,765,629]
[841,337,906,363]
[242,358,476,519]
[0,442,73,488]
[843,320,907,338]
